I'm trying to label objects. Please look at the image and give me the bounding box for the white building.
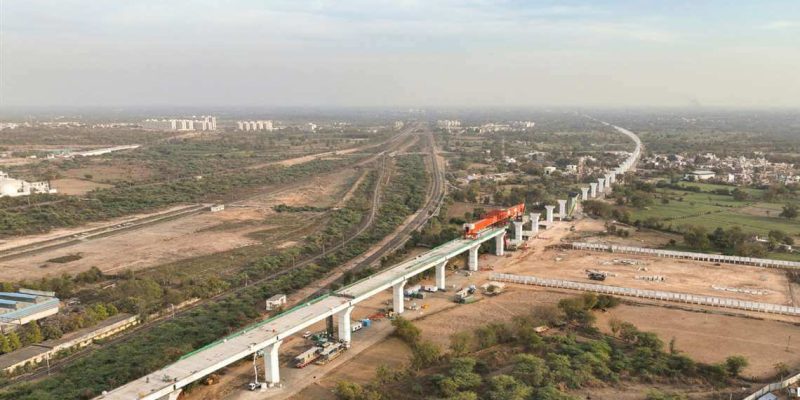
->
[141,116,216,131]
[300,122,317,133]
[237,120,274,131]
[543,166,557,175]
[0,171,56,197]
[436,120,461,130]
[684,170,716,181]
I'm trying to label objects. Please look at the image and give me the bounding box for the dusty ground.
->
[0,169,360,280]
[572,222,683,248]
[0,204,195,252]
[49,178,111,195]
[61,162,154,182]
[502,247,795,305]
[595,303,800,378]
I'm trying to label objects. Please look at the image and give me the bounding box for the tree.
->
[23,322,44,344]
[780,203,798,219]
[6,331,22,350]
[731,188,749,201]
[0,334,12,354]
[683,226,710,250]
[411,340,442,369]
[391,317,420,345]
[774,362,791,378]
[724,355,749,377]
[487,374,532,400]
[449,331,472,356]
[512,354,548,387]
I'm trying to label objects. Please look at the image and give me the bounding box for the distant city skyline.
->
[1,1,799,109]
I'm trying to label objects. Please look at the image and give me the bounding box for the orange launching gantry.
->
[463,204,525,239]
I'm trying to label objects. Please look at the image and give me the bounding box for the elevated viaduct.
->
[95,119,642,400]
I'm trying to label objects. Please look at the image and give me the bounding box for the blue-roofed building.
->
[0,289,60,326]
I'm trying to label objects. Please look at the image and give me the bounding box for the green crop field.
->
[628,185,800,237]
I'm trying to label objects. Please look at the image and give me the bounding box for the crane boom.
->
[463,204,525,239]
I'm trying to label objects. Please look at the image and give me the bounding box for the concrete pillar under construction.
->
[581,187,589,201]
[590,182,598,198]
[608,173,616,184]
[435,261,447,290]
[597,178,606,196]
[545,205,555,224]
[264,340,282,387]
[513,221,524,241]
[557,199,567,220]
[393,280,407,314]
[605,174,613,192]
[337,306,354,344]
[468,245,480,271]
[495,234,505,256]
[530,213,540,234]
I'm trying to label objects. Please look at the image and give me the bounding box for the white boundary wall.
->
[570,242,800,270]
[741,371,800,400]
[490,273,800,317]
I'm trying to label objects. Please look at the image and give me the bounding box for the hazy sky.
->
[1,0,799,108]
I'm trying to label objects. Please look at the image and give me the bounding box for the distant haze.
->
[1,1,799,109]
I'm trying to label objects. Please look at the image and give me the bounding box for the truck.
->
[351,321,363,332]
[458,295,477,304]
[423,285,438,293]
[294,346,322,368]
[403,285,422,297]
[316,342,345,365]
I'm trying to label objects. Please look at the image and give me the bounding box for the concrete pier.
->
[545,205,555,224]
[580,187,589,201]
[513,221,523,241]
[495,234,505,256]
[435,261,447,290]
[590,182,597,198]
[597,178,605,196]
[392,280,407,313]
[264,341,282,387]
[557,199,567,220]
[468,245,479,271]
[337,306,354,344]
[530,213,540,234]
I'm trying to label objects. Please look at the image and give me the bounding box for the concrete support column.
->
[264,340,282,387]
[393,280,407,314]
[337,306,354,344]
[468,245,479,271]
[608,173,616,184]
[513,221,523,241]
[545,205,555,224]
[495,234,505,256]
[597,178,605,196]
[530,213,540,234]
[557,199,567,220]
[605,174,613,192]
[435,261,447,290]
[580,187,589,201]
[590,182,597,198]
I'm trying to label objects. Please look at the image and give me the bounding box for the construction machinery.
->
[463,204,525,239]
[294,346,323,368]
[316,342,345,365]
[587,271,607,281]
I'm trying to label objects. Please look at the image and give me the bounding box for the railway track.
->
[5,130,415,385]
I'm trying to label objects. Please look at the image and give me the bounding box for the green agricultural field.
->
[628,186,800,237]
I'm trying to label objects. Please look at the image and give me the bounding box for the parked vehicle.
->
[294,346,322,368]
